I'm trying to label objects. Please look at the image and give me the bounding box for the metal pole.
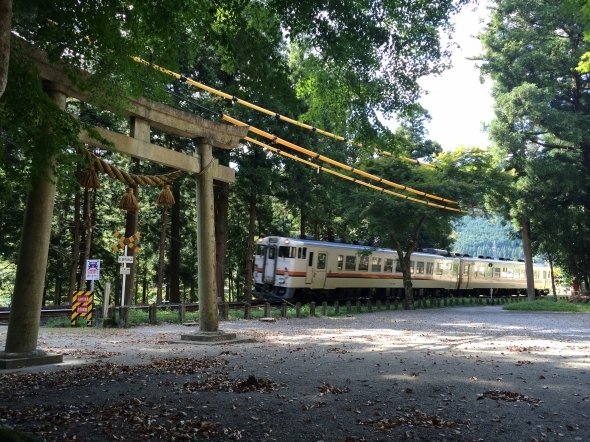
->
[121,245,128,306]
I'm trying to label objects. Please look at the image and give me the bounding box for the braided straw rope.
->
[84,150,185,186]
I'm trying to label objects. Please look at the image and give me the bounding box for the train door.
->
[311,251,328,289]
[459,261,471,290]
[305,251,314,284]
[263,245,277,284]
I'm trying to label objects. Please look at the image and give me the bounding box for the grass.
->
[503,298,590,313]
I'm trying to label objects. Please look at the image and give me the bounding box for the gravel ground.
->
[0,305,589,441]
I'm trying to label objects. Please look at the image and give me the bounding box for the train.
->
[253,236,551,301]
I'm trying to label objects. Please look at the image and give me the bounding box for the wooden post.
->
[356,299,362,313]
[309,302,316,317]
[281,301,287,318]
[334,301,340,315]
[178,304,186,323]
[321,301,328,316]
[195,138,218,332]
[149,304,157,325]
[346,300,352,313]
[295,302,301,318]
[264,302,271,317]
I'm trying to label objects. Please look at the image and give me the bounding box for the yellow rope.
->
[132,57,436,169]
[223,115,459,206]
[245,137,465,213]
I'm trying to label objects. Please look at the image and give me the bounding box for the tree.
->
[480,0,590,293]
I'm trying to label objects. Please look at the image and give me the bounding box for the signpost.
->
[112,230,140,308]
[71,291,94,326]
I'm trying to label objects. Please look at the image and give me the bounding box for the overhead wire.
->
[132,57,436,169]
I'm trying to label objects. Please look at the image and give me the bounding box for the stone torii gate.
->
[0,44,248,369]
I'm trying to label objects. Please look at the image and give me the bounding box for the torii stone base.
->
[0,350,63,369]
[179,330,255,346]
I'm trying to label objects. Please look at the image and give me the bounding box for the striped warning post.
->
[71,291,94,327]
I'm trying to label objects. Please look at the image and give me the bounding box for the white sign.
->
[85,259,101,281]
[118,256,134,264]
[119,266,131,275]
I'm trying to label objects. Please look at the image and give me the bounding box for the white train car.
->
[253,236,551,300]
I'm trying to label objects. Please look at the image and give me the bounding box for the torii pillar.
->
[195,137,218,332]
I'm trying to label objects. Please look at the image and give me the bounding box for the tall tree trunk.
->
[68,190,82,302]
[300,205,307,238]
[395,243,415,310]
[53,278,61,305]
[169,182,181,303]
[156,207,168,304]
[123,193,138,306]
[393,216,425,310]
[243,194,257,302]
[142,263,148,304]
[214,180,229,305]
[78,188,94,288]
[520,215,536,300]
[0,0,11,99]
[548,255,557,301]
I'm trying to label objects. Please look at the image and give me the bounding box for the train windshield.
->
[255,245,266,257]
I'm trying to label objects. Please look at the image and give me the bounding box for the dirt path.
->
[1,306,589,441]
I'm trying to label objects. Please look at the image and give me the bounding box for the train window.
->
[534,270,540,279]
[358,255,369,271]
[297,248,301,258]
[317,253,327,270]
[278,246,296,258]
[435,262,443,275]
[463,264,470,276]
[301,247,307,260]
[337,255,344,271]
[268,247,275,260]
[395,260,402,272]
[308,252,314,267]
[384,259,394,272]
[493,267,500,278]
[345,255,356,271]
[426,262,434,275]
[416,261,425,274]
[255,245,266,256]
[410,260,415,274]
[371,257,382,272]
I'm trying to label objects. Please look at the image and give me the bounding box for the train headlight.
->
[277,277,286,285]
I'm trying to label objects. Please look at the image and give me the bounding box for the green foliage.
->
[480,0,590,285]
[503,299,590,313]
[1,0,475,307]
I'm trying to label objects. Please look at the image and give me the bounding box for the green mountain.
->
[451,216,523,261]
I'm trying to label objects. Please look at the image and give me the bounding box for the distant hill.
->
[451,216,523,260]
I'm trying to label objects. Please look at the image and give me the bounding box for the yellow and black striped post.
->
[71,291,94,327]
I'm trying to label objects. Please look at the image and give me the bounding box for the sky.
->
[419,1,495,151]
